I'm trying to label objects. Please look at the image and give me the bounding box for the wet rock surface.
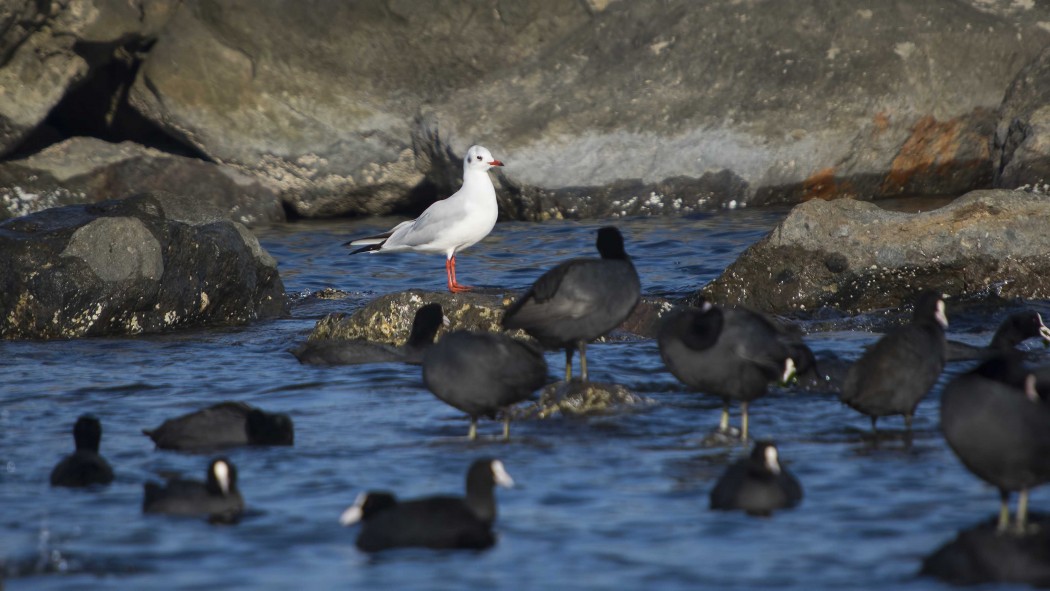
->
[701,189,1050,314]
[0,138,284,226]
[515,380,654,419]
[304,289,671,345]
[0,193,285,339]
[995,45,1050,190]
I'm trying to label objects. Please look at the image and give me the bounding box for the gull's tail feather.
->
[349,242,383,255]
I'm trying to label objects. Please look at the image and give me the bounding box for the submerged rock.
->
[0,193,285,339]
[701,189,1050,314]
[921,514,1050,587]
[516,381,654,419]
[305,290,671,345]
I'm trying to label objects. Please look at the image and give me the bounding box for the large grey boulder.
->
[0,193,285,339]
[127,0,592,218]
[429,0,1050,218]
[0,0,177,156]
[994,46,1050,189]
[0,138,284,226]
[701,189,1050,314]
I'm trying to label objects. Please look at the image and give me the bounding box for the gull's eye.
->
[476,155,483,161]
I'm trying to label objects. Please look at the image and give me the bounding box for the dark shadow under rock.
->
[515,381,654,419]
[920,513,1050,587]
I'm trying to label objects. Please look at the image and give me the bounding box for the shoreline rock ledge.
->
[701,189,1050,314]
[0,193,285,339]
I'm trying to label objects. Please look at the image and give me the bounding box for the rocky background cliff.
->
[4,0,1050,225]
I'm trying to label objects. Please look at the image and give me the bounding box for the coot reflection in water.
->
[3,213,1050,589]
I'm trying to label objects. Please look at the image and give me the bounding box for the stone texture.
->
[305,289,671,345]
[515,380,654,419]
[0,193,285,339]
[0,0,177,156]
[0,138,284,226]
[994,46,1050,189]
[126,0,591,218]
[426,0,1049,218]
[701,189,1050,314]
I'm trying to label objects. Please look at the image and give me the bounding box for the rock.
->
[305,290,671,345]
[126,0,592,217]
[920,514,1050,587]
[701,189,1050,314]
[995,46,1050,190]
[426,0,1049,217]
[515,381,654,419]
[0,138,284,226]
[0,0,177,156]
[0,193,285,339]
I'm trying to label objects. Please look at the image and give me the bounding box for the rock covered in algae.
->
[305,290,673,345]
[516,381,654,419]
[307,289,511,346]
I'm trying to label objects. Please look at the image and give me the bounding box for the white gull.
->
[346,145,503,293]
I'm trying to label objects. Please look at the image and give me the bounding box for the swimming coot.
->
[143,401,293,451]
[143,458,244,520]
[291,303,447,366]
[502,226,640,383]
[339,458,514,551]
[50,415,114,488]
[423,331,548,440]
[710,441,803,516]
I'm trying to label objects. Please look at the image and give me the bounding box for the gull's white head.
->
[464,145,504,172]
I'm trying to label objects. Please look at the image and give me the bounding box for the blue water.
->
[2,208,1049,590]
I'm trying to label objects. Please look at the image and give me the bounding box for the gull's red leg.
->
[448,255,473,293]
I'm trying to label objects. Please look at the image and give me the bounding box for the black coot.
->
[946,310,1050,362]
[840,290,948,435]
[502,227,640,382]
[143,458,244,520]
[50,415,114,488]
[291,303,446,366]
[941,355,1050,533]
[710,441,802,515]
[658,301,797,441]
[143,402,293,451]
[423,331,547,440]
[339,458,514,551]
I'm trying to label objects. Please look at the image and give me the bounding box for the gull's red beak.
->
[488,160,504,167]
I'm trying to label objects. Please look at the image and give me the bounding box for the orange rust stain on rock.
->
[872,112,890,135]
[802,167,848,201]
[882,116,963,193]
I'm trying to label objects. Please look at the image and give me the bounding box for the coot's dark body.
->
[423,331,547,440]
[502,227,640,382]
[143,401,293,451]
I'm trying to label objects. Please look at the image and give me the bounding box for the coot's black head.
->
[596,227,628,260]
[749,441,782,475]
[73,415,103,452]
[996,311,1050,348]
[912,290,948,329]
[205,458,238,497]
[339,491,398,526]
[408,303,448,347]
[246,409,295,445]
[466,458,515,497]
[677,301,724,351]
